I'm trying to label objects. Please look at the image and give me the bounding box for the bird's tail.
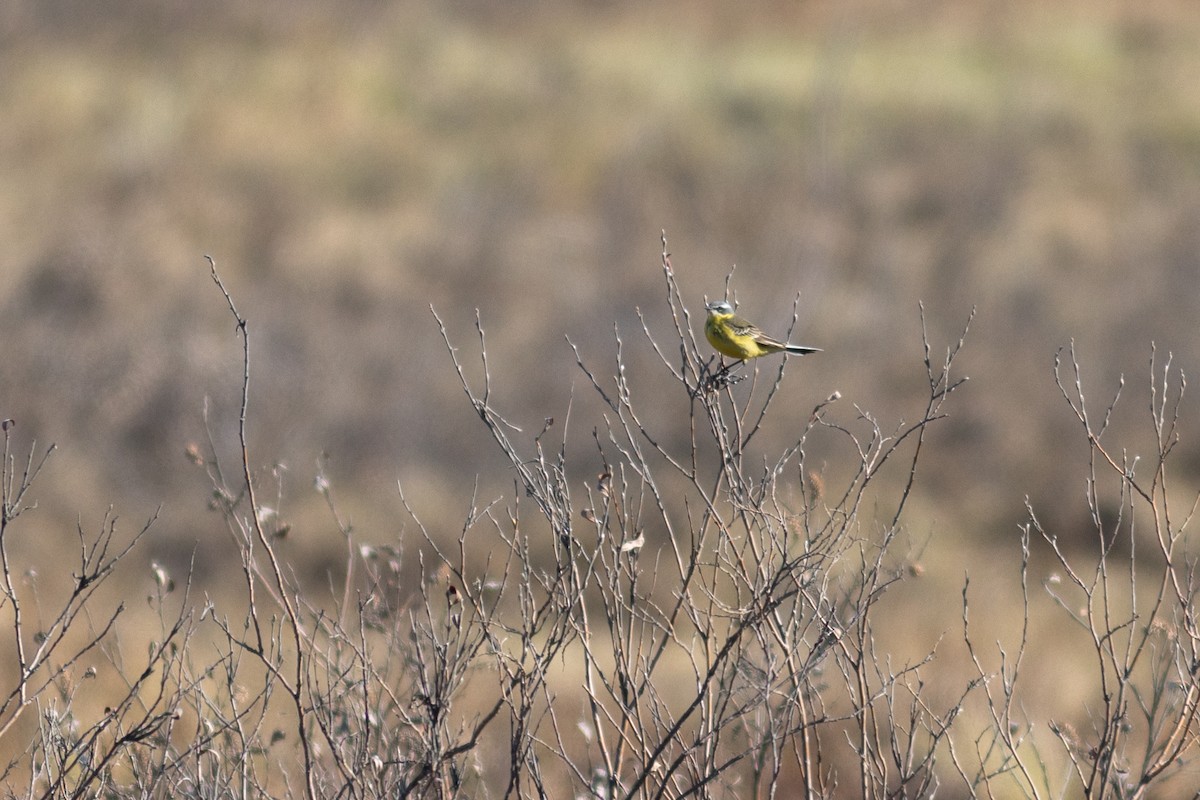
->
[784,344,821,355]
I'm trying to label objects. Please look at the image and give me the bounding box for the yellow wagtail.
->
[704,300,820,365]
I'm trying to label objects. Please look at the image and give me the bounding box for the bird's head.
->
[705,300,734,316]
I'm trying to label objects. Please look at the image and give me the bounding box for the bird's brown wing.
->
[728,315,788,350]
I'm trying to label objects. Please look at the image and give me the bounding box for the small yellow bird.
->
[704,300,820,364]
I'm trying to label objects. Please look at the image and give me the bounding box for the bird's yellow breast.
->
[705,313,766,359]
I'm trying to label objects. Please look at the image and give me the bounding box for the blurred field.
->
[2,0,1200,794]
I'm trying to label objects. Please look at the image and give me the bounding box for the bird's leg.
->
[704,358,747,391]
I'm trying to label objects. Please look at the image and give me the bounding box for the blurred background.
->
[1,0,1199,789]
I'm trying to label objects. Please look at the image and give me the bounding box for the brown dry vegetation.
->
[1,0,1200,796]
